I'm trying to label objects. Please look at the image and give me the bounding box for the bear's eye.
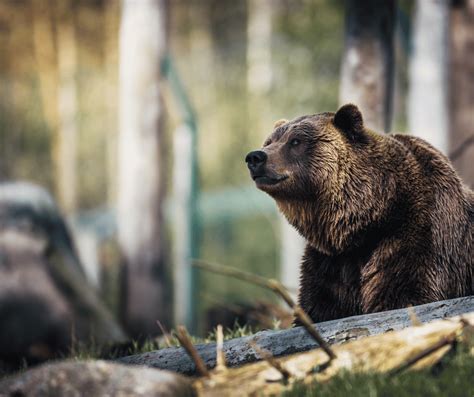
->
[290,138,301,147]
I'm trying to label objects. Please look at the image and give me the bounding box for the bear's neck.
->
[276,188,397,256]
[276,199,341,255]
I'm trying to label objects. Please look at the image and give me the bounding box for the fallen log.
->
[3,312,472,396]
[194,312,474,396]
[118,295,474,374]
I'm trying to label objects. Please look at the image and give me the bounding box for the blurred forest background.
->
[0,0,473,340]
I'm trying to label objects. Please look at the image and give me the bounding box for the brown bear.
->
[245,104,473,323]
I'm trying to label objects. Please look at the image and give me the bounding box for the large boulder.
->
[0,181,83,273]
[0,360,195,397]
[0,182,126,367]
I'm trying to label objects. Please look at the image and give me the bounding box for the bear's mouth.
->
[253,175,288,186]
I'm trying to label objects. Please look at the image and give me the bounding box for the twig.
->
[193,259,337,361]
[391,318,473,376]
[449,134,474,161]
[407,305,422,326]
[249,340,292,382]
[215,324,227,371]
[293,306,337,360]
[156,320,172,348]
[176,325,210,377]
[388,333,456,376]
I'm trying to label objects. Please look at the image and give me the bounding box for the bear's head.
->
[245,104,383,254]
[245,104,366,200]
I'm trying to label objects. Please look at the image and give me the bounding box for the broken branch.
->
[249,341,292,382]
[176,326,210,378]
[389,333,456,376]
[193,259,337,361]
[215,325,226,371]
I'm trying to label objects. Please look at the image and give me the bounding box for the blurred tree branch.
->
[449,0,474,187]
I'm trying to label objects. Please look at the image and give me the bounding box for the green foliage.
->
[61,321,258,362]
[272,0,344,116]
[199,214,280,333]
[0,86,53,188]
[205,322,258,343]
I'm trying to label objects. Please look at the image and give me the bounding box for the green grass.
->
[283,347,474,397]
[64,321,260,361]
[4,322,473,397]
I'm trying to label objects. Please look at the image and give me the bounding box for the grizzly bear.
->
[245,104,473,323]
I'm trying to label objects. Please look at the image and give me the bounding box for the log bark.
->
[118,295,474,375]
[195,312,474,396]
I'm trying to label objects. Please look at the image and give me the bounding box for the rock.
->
[0,181,83,273]
[0,360,195,397]
[0,182,126,366]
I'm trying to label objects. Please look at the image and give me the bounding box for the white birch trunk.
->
[172,124,193,327]
[118,0,170,336]
[408,0,449,153]
[247,0,273,94]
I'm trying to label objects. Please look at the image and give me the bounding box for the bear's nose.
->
[245,150,267,170]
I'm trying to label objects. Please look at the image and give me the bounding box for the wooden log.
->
[118,295,474,374]
[195,313,474,396]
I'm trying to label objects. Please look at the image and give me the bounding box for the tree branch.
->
[193,260,336,360]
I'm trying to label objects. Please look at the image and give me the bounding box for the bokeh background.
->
[0,0,472,340]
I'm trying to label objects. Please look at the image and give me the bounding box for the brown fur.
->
[246,104,473,323]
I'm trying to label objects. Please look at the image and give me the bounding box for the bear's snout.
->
[245,150,267,173]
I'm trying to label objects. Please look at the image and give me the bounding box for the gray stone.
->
[0,182,126,365]
[0,360,195,397]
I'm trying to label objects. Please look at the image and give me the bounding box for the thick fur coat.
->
[246,104,473,323]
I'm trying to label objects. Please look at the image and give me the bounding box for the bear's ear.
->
[333,104,364,140]
[273,119,288,129]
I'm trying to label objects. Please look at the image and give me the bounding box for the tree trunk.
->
[55,0,79,213]
[339,0,396,132]
[449,0,474,187]
[408,0,449,153]
[118,0,171,337]
[31,0,58,135]
[246,0,273,95]
[194,313,473,396]
[103,0,120,206]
